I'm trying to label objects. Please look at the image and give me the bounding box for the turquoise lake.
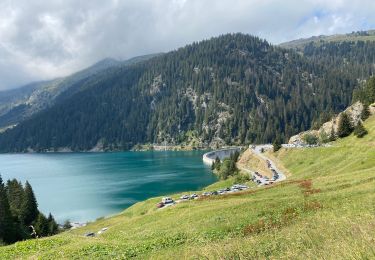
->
[0,151,216,223]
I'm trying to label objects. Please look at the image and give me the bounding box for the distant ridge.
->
[280,29,375,49]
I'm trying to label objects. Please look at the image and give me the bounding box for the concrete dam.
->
[202,147,242,165]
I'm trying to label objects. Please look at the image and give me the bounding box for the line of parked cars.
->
[156,184,249,208]
[250,160,280,186]
[266,160,279,181]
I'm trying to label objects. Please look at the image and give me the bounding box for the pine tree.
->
[63,220,72,230]
[21,181,39,226]
[0,175,16,244]
[361,106,370,121]
[273,137,282,152]
[214,156,221,171]
[353,121,368,138]
[47,213,59,236]
[34,213,49,237]
[6,179,25,218]
[337,113,354,138]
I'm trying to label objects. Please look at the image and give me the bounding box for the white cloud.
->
[0,0,374,90]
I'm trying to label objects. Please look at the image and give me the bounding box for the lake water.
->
[0,151,216,223]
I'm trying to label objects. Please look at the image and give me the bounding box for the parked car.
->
[180,195,190,200]
[235,184,249,189]
[156,202,164,208]
[162,197,174,204]
[84,232,95,237]
[190,194,198,199]
[201,192,211,196]
[218,189,227,195]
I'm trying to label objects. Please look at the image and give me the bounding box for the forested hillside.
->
[0,33,374,152]
[0,54,159,131]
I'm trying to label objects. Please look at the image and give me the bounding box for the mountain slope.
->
[1,33,374,152]
[0,54,160,130]
[0,114,374,259]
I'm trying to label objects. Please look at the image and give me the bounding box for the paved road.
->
[202,145,287,186]
[238,145,286,186]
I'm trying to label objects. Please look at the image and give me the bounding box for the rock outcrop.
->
[289,101,371,145]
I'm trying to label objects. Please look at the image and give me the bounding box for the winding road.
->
[203,145,286,186]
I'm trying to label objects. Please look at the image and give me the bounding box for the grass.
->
[1,116,375,259]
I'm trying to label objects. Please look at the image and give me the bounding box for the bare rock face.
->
[288,130,320,146]
[288,101,367,145]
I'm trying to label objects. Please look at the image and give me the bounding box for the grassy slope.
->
[1,116,375,259]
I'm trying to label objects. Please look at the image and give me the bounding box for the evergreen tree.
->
[353,121,368,138]
[214,156,221,171]
[0,175,16,244]
[47,213,59,236]
[34,213,49,237]
[63,220,72,230]
[361,106,370,121]
[6,179,25,218]
[337,113,354,138]
[273,137,282,152]
[231,150,240,162]
[21,181,39,226]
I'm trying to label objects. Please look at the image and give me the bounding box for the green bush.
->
[353,122,368,138]
[302,133,318,145]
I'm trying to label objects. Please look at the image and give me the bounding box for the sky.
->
[0,0,374,90]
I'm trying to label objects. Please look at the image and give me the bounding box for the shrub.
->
[361,106,370,121]
[234,173,250,183]
[337,113,354,138]
[353,121,368,138]
[319,131,330,143]
[302,133,318,145]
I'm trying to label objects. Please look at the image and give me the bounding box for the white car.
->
[180,195,190,200]
[190,194,198,199]
[232,184,248,190]
[162,197,174,204]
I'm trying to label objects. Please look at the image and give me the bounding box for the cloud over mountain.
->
[0,0,374,90]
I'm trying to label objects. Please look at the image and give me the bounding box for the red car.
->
[156,202,164,208]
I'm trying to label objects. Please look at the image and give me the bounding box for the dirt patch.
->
[243,219,268,235]
[304,189,321,196]
[304,201,323,211]
[299,180,313,190]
